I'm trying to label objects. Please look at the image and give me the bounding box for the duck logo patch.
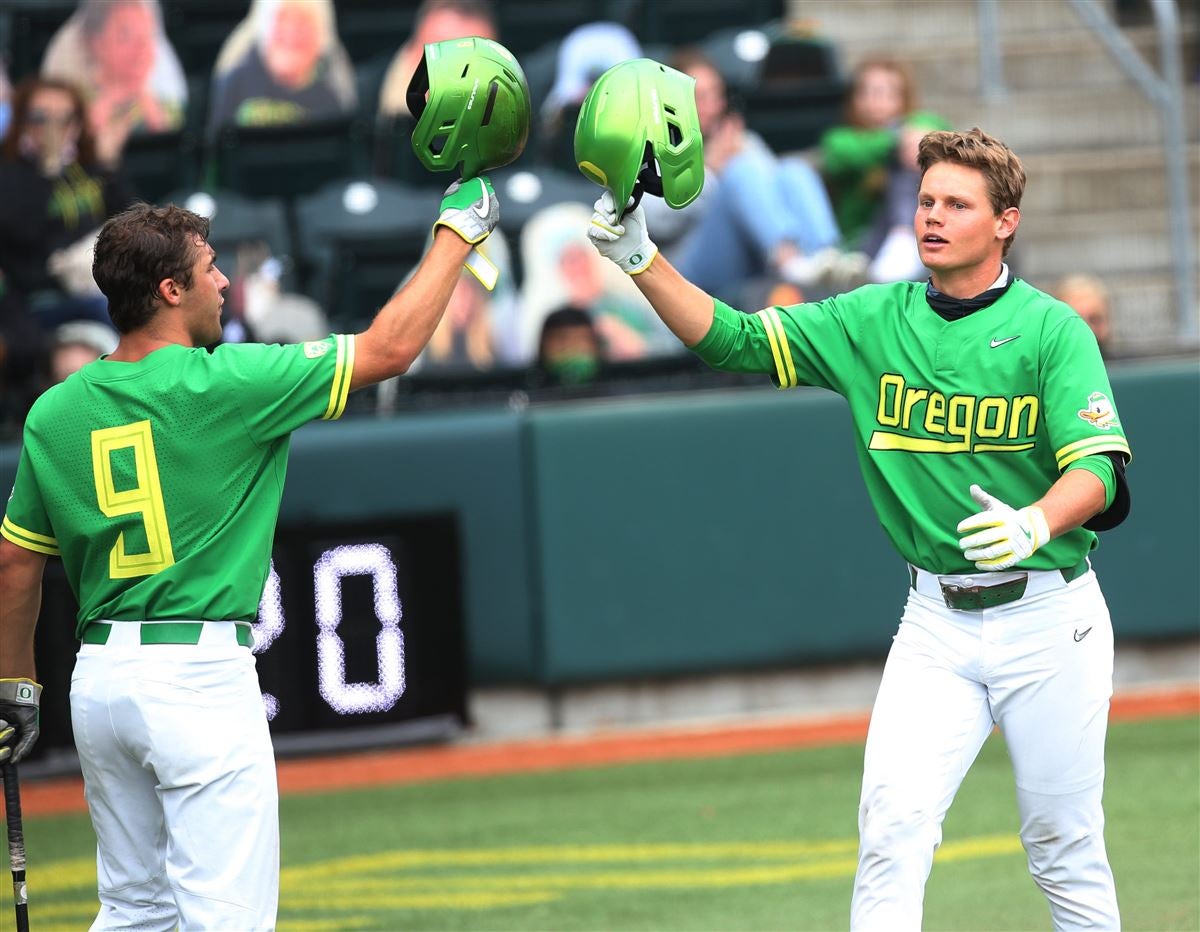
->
[1077,392,1118,430]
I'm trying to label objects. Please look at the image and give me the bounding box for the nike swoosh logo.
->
[1074,627,1093,642]
[990,336,1021,348]
[472,180,490,219]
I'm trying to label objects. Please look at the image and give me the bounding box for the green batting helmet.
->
[574,58,704,211]
[407,37,531,178]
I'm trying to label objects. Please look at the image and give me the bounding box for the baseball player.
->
[0,181,499,927]
[585,123,1130,929]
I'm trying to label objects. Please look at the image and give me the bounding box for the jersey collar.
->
[925,263,1014,321]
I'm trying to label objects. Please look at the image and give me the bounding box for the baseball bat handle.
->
[2,763,29,932]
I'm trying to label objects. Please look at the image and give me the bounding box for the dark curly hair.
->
[92,203,211,333]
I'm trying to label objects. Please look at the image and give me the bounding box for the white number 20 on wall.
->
[253,543,407,720]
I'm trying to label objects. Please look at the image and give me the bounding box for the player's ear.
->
[156,277,183,306]
[996,206,1019,245]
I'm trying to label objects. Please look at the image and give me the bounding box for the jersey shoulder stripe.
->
[1,516,61,556]
[322,334,355,420]
[1057,435,1131,469]
[755,308,796,388]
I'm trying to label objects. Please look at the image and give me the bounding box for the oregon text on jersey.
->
[869,372,1039,454]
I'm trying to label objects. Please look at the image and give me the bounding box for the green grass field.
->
[9,715,1198,931]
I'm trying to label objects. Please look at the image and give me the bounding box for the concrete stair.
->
[1019,145,1200,213]
[930,85,1200,154]
[784,0,1200,353]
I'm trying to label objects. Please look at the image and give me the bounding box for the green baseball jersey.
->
[2,335,355,634]
[693,280,1131,574]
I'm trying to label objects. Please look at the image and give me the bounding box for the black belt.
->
[911,559,1089,611]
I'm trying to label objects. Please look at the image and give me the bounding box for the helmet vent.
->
[481,81,499,127]
[667,121,682,147]
[460,64,470,78]
[664,105,677,115]
[430,133,449,155]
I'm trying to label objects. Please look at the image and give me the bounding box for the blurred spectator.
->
[1054,273,1113,357]
[0,60,11,138]
[539,22,642,170]
[535,305,604,387]
[418,269,496,374]
[42,0,186,162]
[378,0,497,120]
[519,201,678,362]
[207,0,357,136]
[820,57,949,282]
[0,78,133,336]
[47,319,118,383]
[648,48,856,304]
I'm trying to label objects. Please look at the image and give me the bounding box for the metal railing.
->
[978,0,1196,343]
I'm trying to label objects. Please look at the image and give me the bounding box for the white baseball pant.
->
[851,567,1120,931]
[70,621,279,931]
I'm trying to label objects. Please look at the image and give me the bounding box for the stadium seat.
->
[354,52,393,125]
[495,1,621,58]
[636,0,786,46]
[123,130,202,205]
[161,0,252,82]
[208,116,371,201]
[743,32,845,153]
[5,0,74,80]
[336,1,413,64]
[490,165,598,239]
[293,178,441,329]
[371,115,446,189]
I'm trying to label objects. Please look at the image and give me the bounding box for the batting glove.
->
[0,678,42,765]
[956,484,1051,572]
[434,176,498,245]
[588,191,659,275]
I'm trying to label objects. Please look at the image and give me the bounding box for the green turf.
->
[8,715,1198,931]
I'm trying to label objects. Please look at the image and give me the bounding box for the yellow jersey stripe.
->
[763,307,798,387]
[1056,434,1130,459]
[1,516,57,545]
[323,335,347,420]
[972,442,1037,453]
[755,310,788,387]
[1055,434,1130,461]
[1,518,61,556]
[1057,437,1132,470]
[332,334,355,420]
[868,431,970,454]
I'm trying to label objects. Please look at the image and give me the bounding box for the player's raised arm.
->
[588,191,714,346]
[351,36,530,391]
[349,177,495,391]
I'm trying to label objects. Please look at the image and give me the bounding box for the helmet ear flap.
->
[637,141,664,198]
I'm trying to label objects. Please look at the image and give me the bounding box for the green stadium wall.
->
[3,360,1196,687]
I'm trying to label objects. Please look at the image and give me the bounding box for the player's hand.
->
[956,484,1050,572]
[0,678,42,764]
[588,191,658,275]
[434,176,498,245]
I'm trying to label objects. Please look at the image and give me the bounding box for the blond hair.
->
[918,127,1025,255]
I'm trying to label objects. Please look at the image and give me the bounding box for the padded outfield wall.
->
[3,359,1196,686]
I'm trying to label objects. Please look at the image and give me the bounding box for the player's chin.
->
[917,244,949,270]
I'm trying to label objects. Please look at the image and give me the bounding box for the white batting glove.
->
[956,484,1051,571]
[588,190,658,275]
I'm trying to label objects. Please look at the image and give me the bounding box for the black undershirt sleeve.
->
[1083,452,1130,532]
